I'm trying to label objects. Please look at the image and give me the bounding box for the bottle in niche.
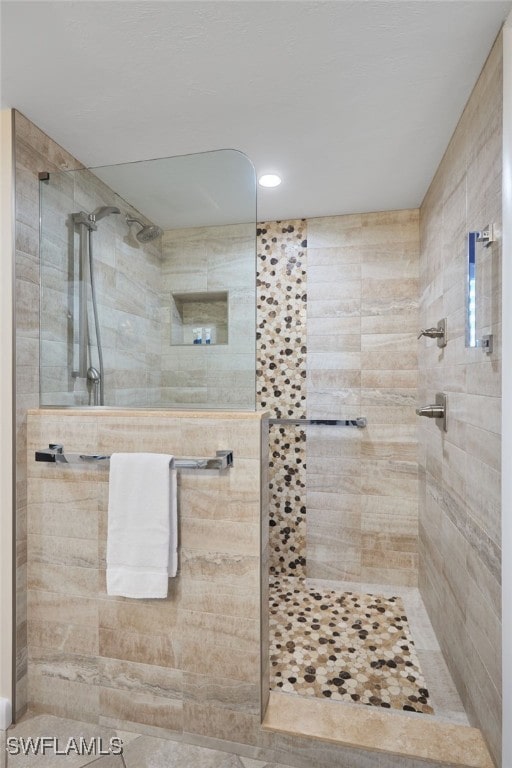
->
[193,327,202,344]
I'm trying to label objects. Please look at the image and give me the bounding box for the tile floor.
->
[269,576,433,713]
[269,576,469,727]
[2,714,284,768]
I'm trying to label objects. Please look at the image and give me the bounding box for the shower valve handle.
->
[418,327,444,339]
[415,405,445,418]
[418,317,447,347]
[415,393,447,432]
[417,318,447,348]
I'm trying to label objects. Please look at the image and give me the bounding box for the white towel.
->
[106,452,178,598]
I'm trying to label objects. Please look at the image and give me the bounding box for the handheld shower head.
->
[90,206,120,222]
[126,215,163,243]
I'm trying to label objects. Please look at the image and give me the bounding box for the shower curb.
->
[262,691,494,768]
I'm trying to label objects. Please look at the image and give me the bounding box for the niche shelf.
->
[170,290,229,346]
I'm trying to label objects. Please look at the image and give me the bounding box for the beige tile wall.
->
[14,111,85,716]
[418,34,502,766]
[26,413,478,768]
[14,115,166,714]
[306,210,419,585]
[26,410,263,741]
[14,114,257,711]
[160,224,256,409]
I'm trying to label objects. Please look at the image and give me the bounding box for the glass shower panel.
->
[39,150,257,409]
[265,418,367,582]
[305,421,364,581]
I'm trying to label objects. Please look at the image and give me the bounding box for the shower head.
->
[136,224,163,243]
[126,215,163,243]
[90,206,120,222]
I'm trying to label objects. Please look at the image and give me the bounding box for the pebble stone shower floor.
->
[269,576,434,715]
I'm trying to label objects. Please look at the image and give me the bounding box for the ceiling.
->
[1,0,511,226]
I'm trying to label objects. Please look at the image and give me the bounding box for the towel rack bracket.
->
[35,444,65,463]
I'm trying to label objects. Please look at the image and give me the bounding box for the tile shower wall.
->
[26,410,467,768]
[26,410,263,742]
[418,34,502,765]
[256,214,419,585]
[40,186,257,410]
[256,220,308,575]
[14,111,164,714]
[306,211,419,585]
[13,111,85,716]
[159,223,255,409]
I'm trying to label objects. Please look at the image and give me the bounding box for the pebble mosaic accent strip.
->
[256,219,307,419]
[257,220,308,576]
[269,425,307,574]
[269,576,434,715]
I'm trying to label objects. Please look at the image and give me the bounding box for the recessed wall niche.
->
[170,290,229,345]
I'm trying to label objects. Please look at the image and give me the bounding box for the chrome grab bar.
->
[267,417,367,428]
[35,444,234,471]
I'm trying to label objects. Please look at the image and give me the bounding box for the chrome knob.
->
[87,366,101,383]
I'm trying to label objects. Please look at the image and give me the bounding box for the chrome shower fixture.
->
[71,205,120,404]
[416,392,447,432]
[418,318,447,348]
[72,206,120,230]
[87,366,101,406]
[126,215,163,243]
[89,205,120,222]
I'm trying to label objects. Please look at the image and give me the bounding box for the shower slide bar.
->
[267,417,367,428]
[34,444,234,471]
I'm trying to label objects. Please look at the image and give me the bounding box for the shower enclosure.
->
[39,150,257,409]
[36,143,500,766]
[255,204,500,767]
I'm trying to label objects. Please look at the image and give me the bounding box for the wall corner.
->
[0,108,15,727]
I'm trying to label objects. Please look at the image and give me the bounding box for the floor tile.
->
[6,714,118,767]
[83,757,124,767]
[120,735,244,768]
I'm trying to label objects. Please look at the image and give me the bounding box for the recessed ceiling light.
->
[258,173,282,188]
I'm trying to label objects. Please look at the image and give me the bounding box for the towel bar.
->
[35,444,234,471]
[267,417,367,428]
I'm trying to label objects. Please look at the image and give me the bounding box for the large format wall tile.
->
[418,33,503,765]
[306,209,419,584]
[14,111,87,715]
[255,210,419,585]
[160,223,256,409]
[26,410,264,750]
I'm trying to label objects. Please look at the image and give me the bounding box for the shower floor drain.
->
[269,575,434,715]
